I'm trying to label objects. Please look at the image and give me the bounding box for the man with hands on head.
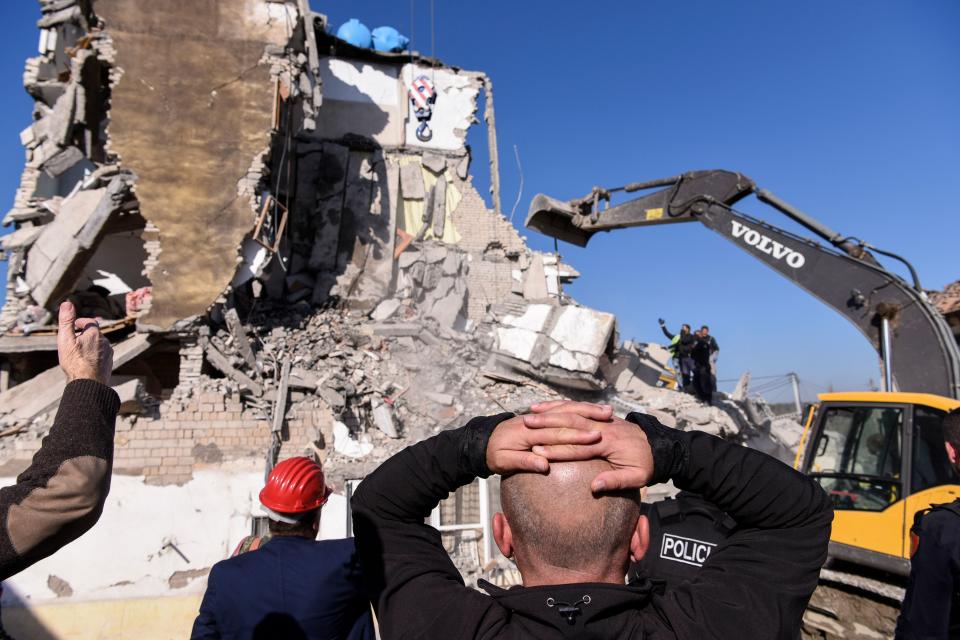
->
[0,301,119,579]
[352,400,832,639]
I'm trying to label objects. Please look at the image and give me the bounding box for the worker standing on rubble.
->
[692,328,717,403]
[0,301,119,580]
[700,325,719,387]
[352,400,832,638]
[191,456,374,640]
[895,407,960,638]
[659,319,696,392]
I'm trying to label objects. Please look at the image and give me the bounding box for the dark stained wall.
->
[95,0,288,329]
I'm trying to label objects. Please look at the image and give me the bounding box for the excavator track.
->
[802,570,903,639]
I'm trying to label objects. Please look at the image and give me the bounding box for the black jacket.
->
[661,326,695,358]
[896,499,960,639]
[352,413,833,639]
[629,492,736,591]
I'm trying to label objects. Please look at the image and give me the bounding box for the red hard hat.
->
[259,457,331,514]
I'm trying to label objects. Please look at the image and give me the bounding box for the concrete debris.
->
[332,420,373,458]
[0,332,153,427]
[488,302,617,389]
[399,162,426,200]
[370,298,401,321]
[371,401,398,438]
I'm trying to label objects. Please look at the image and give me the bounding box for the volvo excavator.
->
[526,170,960,637]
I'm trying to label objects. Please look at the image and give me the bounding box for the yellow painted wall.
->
[3,594,202,640]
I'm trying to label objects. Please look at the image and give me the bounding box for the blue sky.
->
[2,1,958,401]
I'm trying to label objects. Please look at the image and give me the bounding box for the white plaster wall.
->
[401,65,478,151]
[547,307,615,373]
[320,59,400,106]
[315,58,404,146]
[1,463,352,606]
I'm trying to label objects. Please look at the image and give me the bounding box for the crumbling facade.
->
[0,1,803,637]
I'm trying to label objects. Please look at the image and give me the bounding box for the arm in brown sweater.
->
[0,379,120,579]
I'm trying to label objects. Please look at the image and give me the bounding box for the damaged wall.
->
[94,0,292,330]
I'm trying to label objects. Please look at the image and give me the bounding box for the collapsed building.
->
[0,0,803,635]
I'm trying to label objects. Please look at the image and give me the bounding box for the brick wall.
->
[111,389,328,486]
[450,180,528,320]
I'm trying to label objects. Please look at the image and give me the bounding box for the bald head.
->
[500,460,641,575]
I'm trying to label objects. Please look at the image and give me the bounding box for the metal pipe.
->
[881,317,894,392]
[479,477,493,566]
[621,176,682,193]
[756,189,848,245]
[790,373,802,416]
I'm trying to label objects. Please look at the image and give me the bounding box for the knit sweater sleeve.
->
[0,379,119,579]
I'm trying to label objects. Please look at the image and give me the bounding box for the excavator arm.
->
[526,170,960,399]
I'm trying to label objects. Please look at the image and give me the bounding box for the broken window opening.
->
[250,516,270,539]
[112,341,181,401]
[252,194,289,255]
[429,477,495,567]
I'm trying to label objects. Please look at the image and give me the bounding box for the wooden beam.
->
[272,360,291,434]
[203,343,263,397]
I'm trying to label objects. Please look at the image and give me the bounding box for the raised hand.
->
[57,301,113,385]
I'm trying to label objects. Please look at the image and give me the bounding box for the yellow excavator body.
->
[796,391,960,570]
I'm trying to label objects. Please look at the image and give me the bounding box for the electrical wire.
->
[509,144,524,223]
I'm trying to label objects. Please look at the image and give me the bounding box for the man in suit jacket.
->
[191,457,374,640]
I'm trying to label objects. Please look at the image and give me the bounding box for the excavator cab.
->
[797,392,960,574]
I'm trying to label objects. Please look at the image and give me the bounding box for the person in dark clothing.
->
[691,330,715,403]
[628,492,737,591]
[0,301,119,580]
[352,400,832,639]
[192,457,374,640]
[896,407,960,638]
[659,319,696,392]
[700,325,720,387]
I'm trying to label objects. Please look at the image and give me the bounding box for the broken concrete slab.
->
[423,391,454,406]
[202,342,263,397]
[431,177,447,239]
[369,322,421,337]
[271,361,291,434]
[224,308,258,372]
[0,332,154,425]
[489,302,617,388]
[0,226,44,252]
[288,367,319,390]
[40,146,84,177]
[26,178,127,307]
[421,152,445,174]
[317,385,346,409]
[371,298,401,321]
[371,401,398,438]
[522,254,548,301]
[399,162,425,200]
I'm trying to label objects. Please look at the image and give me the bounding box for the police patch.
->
[660,533,716,567]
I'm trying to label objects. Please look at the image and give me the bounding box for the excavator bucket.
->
[525,194,592,247]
